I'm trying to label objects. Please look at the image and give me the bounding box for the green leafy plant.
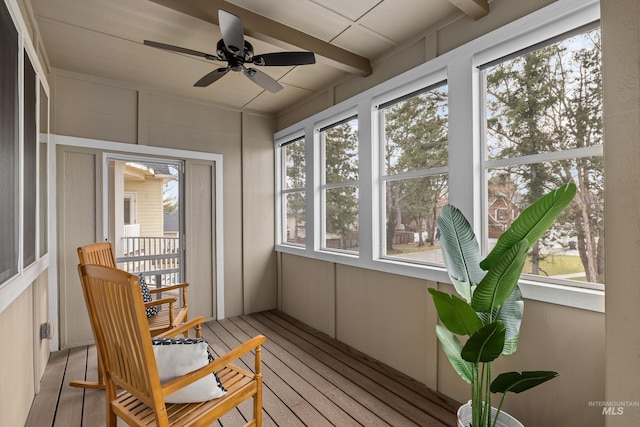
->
[430,183,576,427]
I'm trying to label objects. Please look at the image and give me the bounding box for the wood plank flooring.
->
[25,310,459,426]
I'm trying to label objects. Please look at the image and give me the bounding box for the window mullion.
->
[447,55,482,231]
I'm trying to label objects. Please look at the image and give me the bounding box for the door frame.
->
[51,135,225,350]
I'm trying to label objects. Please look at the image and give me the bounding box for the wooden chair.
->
[77,263,266,427]
[77,242,189,337]
[71,242,192,390]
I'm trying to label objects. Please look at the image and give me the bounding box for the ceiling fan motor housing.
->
[216,39,254,69]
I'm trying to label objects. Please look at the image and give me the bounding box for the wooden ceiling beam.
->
[148,0,372,76]
[447,0,490,20]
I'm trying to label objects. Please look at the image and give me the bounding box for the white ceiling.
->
[29,0,480,114]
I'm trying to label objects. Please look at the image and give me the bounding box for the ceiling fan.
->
[144,9,316,93]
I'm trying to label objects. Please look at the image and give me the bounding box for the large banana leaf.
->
[429,288,483,336]
[435,324,474,384]
[490,371,558,394]
[437,204,486,302]
[495,286,524,355]
[480,183,576,271]
[461,321,506,363]
[472,239,528,313]
[477,286,524,355]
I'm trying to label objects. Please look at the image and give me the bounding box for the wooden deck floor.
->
[25,310,459,426]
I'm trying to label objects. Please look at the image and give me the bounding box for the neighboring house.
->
[114,160,177,258]
[487,195,520,238]
[164,212,179,238]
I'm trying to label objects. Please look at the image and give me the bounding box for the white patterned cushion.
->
[151,337,226,403]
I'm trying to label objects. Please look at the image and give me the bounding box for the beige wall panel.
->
[335,266,434,384]
[57,147,98,347]
[185,161,216,319]
[144,93,245,316]
[437,0,556,55]
[145,94,241,138]
[125,178,164,237]
[602,0,640,425]
[53,74,137,143]
[242,112,277,313]
[436,284,605,426]
[280,254,336,337]
[0,286,35,427]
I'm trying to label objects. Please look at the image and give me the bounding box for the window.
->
[39,84,49,256]
[281,137,306,246]
[320,117,359,253]
[482,24,603,285]
[23,51,37,268]
[123,192,136,225]
[380,83,449,264]
[0,1,19,284]
[274,0,602,310]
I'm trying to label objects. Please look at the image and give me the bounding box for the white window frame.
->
[377,80,450,266]
[318,115,360,255]
[278,133,306,247]
[0,0,51,317]
[275,0,603,312]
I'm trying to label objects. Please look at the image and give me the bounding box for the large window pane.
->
[384,87,448,174]
[284,191,305,245]
[23,52,37,267]
[284,138,305,190]
[484,26,603,285]
[321,118,359,254]
[281,137,306,245]
[381,84,448,263]
[485,27,602,159]
[324,186,358,252]
[39,84,49,256]
[0,2,19,284]
[384,175,447,263]
[323,119,358,184]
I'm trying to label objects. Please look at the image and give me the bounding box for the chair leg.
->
[105,382,117,427]
[69,350,106,389]
[255,374,263,426]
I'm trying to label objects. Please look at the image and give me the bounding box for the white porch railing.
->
[116,236,181,293]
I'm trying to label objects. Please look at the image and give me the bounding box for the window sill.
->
[275,244,605,313]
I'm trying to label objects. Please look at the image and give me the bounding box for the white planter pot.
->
[457,400,524,427]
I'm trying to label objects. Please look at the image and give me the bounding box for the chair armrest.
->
[144,297,176,308]
[157,316,206,338]
[149,282,189,294]
[161,335,266,396]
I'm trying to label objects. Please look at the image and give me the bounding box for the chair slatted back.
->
[77,242,117,268]
[77,264,162,409]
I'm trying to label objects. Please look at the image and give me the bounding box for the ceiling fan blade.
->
[218,10,244,55]
[144,40,218,60]
[194,67,229,87]
[243,68,283,93]
[253,52,316,66]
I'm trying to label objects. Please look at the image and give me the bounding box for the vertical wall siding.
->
[51,71,278,335]
[279,254,605,426]
[602,0,640,425]
[0,286,36,427]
